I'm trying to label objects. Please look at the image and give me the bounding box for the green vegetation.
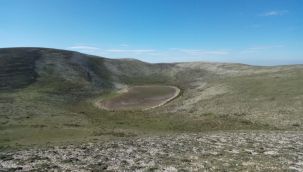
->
[0,83,271,147]
[0,48,302,148]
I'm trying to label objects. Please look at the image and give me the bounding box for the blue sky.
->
[0,0,302,65]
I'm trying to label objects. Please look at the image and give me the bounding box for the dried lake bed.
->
[97,85,180,110]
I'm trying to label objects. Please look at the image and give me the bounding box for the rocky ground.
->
[1,131,303,171]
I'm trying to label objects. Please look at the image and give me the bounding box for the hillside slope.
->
[0,47,302,146]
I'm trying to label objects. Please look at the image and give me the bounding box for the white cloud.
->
[177,49,229,56]
[106,49,155,53]
[260,10,288,16]
[68,45,100,51]
[248,45,284,50]
[104,48,229,58]
[64,44,231,63]
[119,44,129,47]
[240,45,284,54]
[98,48,230,63]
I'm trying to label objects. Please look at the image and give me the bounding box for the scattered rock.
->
[1,131,303,171]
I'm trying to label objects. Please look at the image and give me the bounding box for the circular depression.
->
[97,85,180,110]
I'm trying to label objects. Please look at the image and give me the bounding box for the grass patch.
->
[0,84,274,148]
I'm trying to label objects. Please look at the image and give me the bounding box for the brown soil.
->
[98,85,180,110]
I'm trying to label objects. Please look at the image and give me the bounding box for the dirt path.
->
[144,86,180,110]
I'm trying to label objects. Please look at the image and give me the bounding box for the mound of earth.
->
[97,85,180,110]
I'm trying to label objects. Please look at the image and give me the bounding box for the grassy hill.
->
[0,47,302,147]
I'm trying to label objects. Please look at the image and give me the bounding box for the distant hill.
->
[0,48,176,91]
[0,47,302,146]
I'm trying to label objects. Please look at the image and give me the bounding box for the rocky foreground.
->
[1,131,303,171]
